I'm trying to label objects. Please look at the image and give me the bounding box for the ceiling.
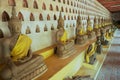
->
[97,0,120,13]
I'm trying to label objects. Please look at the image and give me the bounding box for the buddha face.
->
[9,22,21,35]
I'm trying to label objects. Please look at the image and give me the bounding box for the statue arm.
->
[2,40,17,76]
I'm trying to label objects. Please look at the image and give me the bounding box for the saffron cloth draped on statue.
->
[11,34,32,61]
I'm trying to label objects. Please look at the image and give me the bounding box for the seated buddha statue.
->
[76,15,88,44]
[105,29,111,40]
[93,18,101,37]
[87,16,96,39]
[0,7,47,80]
[95,36,102,54]
[100,28,109,46]
[56,12,76,58]
[105,25,113,40]
[85,43,97,64]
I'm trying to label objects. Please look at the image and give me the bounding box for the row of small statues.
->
[0,6,114,80]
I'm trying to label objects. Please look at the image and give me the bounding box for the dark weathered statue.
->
[56,12,76,58]
[100,28,109,46]
[96,37,102,54]
[0,6,47,80]
[85,44,97,64]
[93,17,102,54]
[76,15,88,44]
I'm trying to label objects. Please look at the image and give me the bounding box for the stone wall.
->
[0,0,111,52]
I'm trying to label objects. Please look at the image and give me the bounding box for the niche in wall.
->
[47,14,50,20]
[33,0,38,9]
[30,13,35,21]
[42,3,46,10]
[8,0,16,6]
[2,11,10,22]
[56,6,59,11]
[23,0,28,8]
[44,25,48,31]
[0,29,4,38]
[51,24,54,30]
[50,4,53,11]
[39,13,43,21]
[18,12,24,21]
[54,14,57,20]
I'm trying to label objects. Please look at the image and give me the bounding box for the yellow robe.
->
[60,30,67,44]
[86,43,96,63]
[79,28,84,35]
[11,34,32,61]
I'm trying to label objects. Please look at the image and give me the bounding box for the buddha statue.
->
[76,15,88,45]
[56,12,76,58]
[85,43,97,64]
[93,17,102,54]
[93,17,101,37]
[95,36,102,54]
[0,6,47,80]
[87,16,96,39]
[100,27,109,46]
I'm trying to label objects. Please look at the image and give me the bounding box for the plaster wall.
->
[0,0,111,52]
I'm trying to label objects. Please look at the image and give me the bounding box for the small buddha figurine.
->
[76,15,88,44]
[85,43,97,64]
[87,16,96,39]
[56,12,76,58]
[0,6,47,80]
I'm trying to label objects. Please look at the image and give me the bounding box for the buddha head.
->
[8,6,22,35]
[77,15,81,25]
[57,12,64,29]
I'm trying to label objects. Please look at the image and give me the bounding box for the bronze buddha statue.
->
[86,16,96,40]
[56,12,76,58]
[85,43,97,64]
[76,15,88,45]
[0,6,47,80]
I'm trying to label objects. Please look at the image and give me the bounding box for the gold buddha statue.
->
[87,16,96,39]
[76,15,88,44]
[56,12,76,58]
[0,6,47,80]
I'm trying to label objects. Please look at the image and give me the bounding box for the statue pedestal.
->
[76,34,88,45]
[56,41,77,59]
[87,31,96,40]
[83,61,99,70]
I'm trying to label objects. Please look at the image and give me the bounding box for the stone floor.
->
[97,29,120,80]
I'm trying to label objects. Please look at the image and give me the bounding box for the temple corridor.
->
[97,29,120,80]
